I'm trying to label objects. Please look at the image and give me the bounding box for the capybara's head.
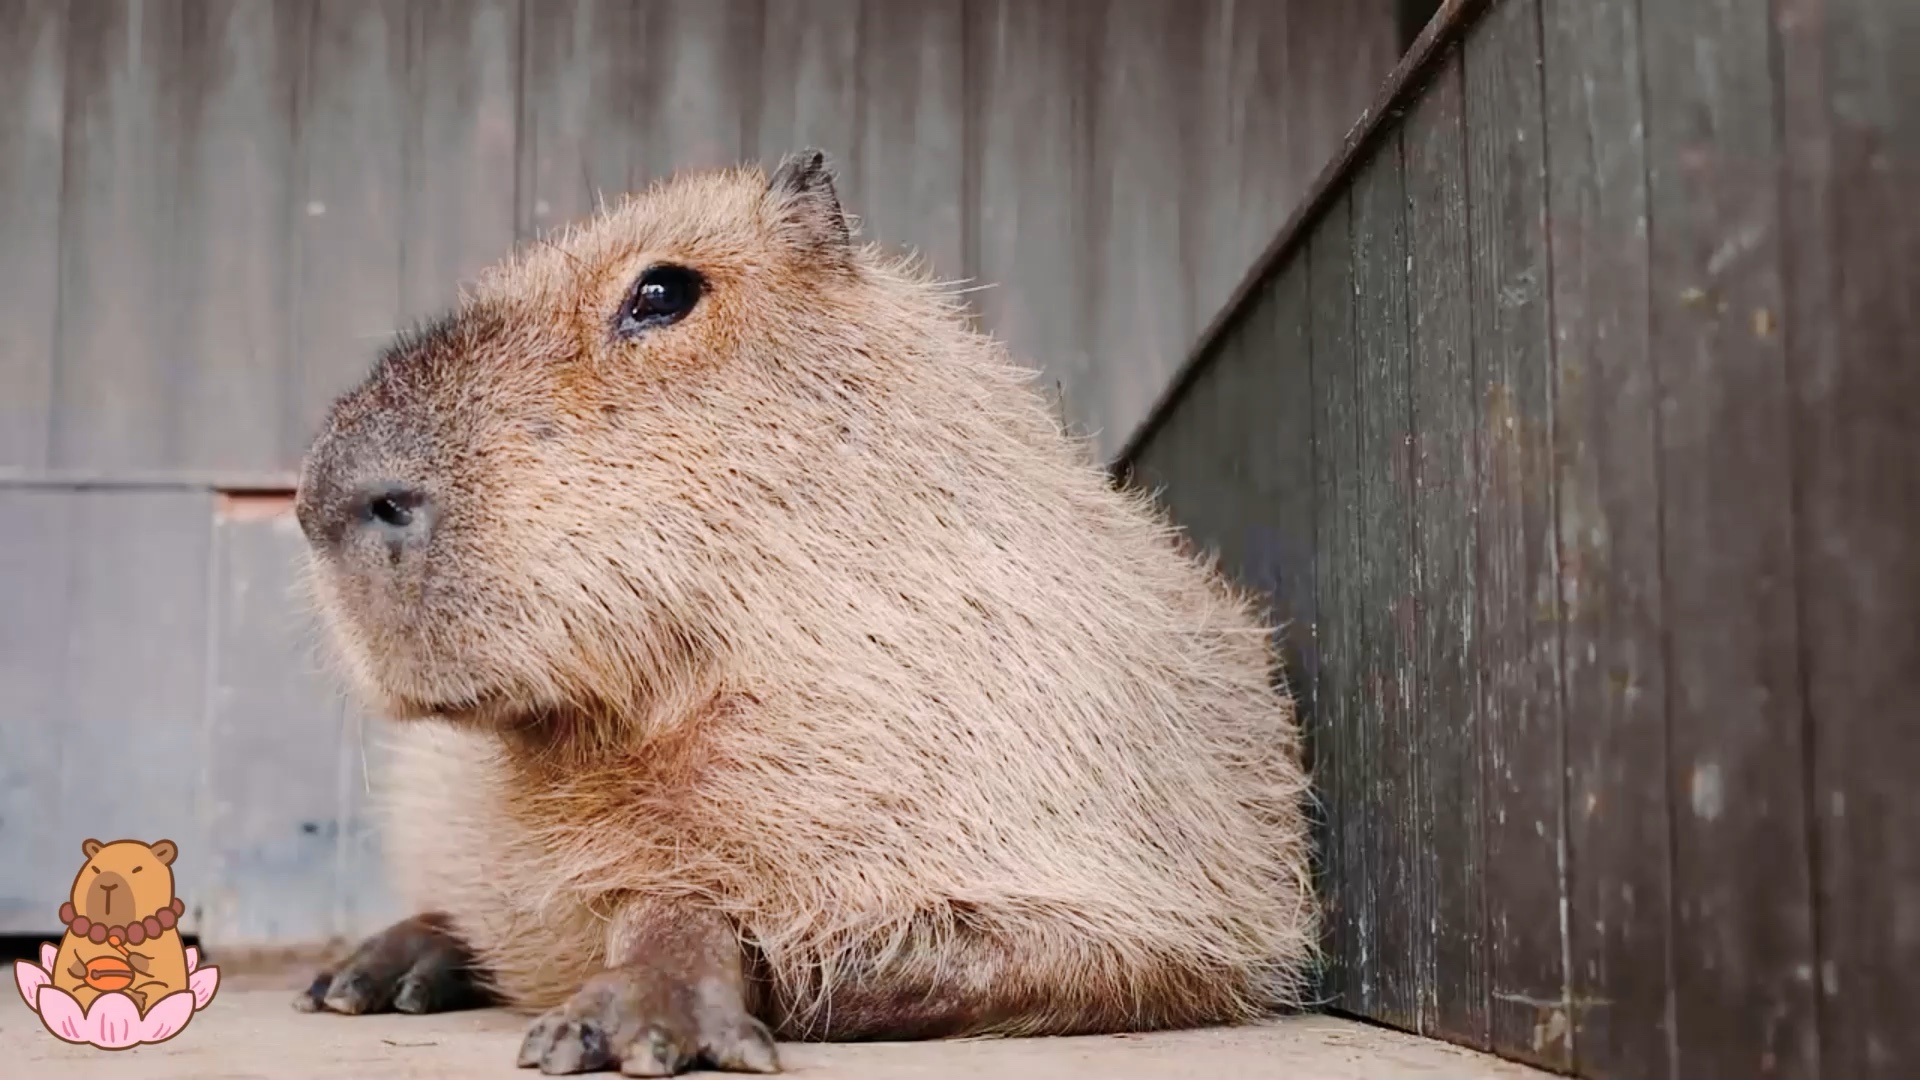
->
[69,839,177,924]
[296,151,964,730]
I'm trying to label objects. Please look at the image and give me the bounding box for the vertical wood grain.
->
[636,1,763,180]
[516,0,643,238]
[1537,0,1673,1075]
[1642,0,1820,1072]
[855,0,966,281]
[1462,0,1569,1065]
[0,0,66,470]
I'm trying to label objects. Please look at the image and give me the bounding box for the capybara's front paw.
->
[293,912,494,1016]
[516,966,780,1076]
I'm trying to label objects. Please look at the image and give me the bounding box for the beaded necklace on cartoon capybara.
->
[58,898,185,993]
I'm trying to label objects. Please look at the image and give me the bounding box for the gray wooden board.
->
[1783,0,1920,1074]
[969,0,1097,437]
[167,0,304,473]
[1537,0,1674,1075]
[1308,200,1360,1009]
[49,0,187,471]
[284,0,408,466]
[757,0,860,207]
[1088,0,1200,458]
[0,486,77,931]
[516,0,644,239]
[0,0,65,470]
[854,0,966,284]
[1350,138,1417,1031]
[204,502,397,948]
[0,486,215,934]
[400,0,520,324]
[1641,0,1821,1074]
[1461,1,1569,1066]
[636,0,763,180]
[1403,49,1489,1048]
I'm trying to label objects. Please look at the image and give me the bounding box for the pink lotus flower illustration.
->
[14,941,220,1049]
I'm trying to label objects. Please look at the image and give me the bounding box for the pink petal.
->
[35,986,89,1044]
[189,965,220,1010]
[136,991,195,1042]
[14,959,50,1010]
[83,991,147,1049]
[184,945,199,973]
[38,942,57,971]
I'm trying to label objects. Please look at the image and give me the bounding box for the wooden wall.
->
[1123,0,1918,1077]
[0,0,1400,952]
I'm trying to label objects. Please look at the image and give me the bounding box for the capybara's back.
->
[293,149,1317,1072]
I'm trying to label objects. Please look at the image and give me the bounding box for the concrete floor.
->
[5,986,1553,1080]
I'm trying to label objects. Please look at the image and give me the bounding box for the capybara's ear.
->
[81,839,103,858]
[150,839,177,866]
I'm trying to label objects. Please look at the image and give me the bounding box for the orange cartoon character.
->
[50,839,191,1016]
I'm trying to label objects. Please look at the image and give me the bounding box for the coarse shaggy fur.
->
[295,151,1318,1040]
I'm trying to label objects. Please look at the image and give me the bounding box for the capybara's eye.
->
[130,866,141,874]
[617,265,703,336]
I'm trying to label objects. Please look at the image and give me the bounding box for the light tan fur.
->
[298,153,1318,1040]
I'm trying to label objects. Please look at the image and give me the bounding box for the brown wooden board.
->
[0,0,65,470]
[167,0,304,473]
[1402,50,1489,1049]
[1781,0,1920,1074]
[285,0,408,466]
[852,0,966,282]
[49,0,187,471]
[1308,199,1360,1009]
[1641,0,1821,1074]
[968,0,1097,434]
[1461,1,1569,1066]
[1088,0,1200,457]
[1536,0,1674,1075]
[400,0,520,323]
[516,0,644,238]
[635,1,763,180]
[1350,138,1418,1030]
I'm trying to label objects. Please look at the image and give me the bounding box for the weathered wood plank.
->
[1308,198,1360,1010]
[1351,137,1417,1031]
[1536,0,1672,1075]
[1403,49,1488,1048]
[758,0,860,204]
[636,1,762,179]
[1265,265,1321,713]
[1781,0,1920,1074]
[1461,0,1568,1066]
[0,0,65,470]
[285,0,407,465]
[168,0,304,473]
[516,0,643,238]
[1089,0,1200,457]
[401,0,520,322]
[49,0,186,471]
[58,489,215,934]
[970,0,1096,433]
[0,486,76,931]
[1641,0,1820,1073]
[204,499,351,947]
[854,0,966,281]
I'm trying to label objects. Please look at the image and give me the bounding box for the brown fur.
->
[51,839,191,1015]
[296,151,1318,1041]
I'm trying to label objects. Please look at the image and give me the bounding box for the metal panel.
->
[0,0,65,470]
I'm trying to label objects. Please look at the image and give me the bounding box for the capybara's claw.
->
[294,912,494,1016]
[516,966,780,1076]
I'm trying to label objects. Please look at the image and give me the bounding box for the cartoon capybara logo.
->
[12,839,220,1049]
